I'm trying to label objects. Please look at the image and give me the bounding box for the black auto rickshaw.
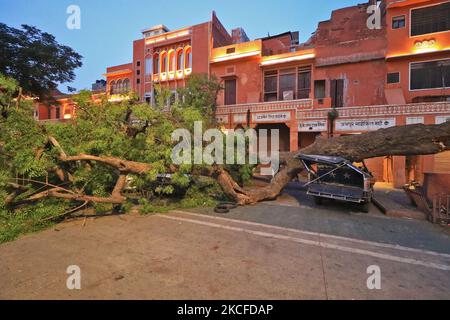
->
[296,154,376,213]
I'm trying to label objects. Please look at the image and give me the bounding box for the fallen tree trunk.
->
[301,122,450,162]
[18,122,450,207]
[219,122,450,204]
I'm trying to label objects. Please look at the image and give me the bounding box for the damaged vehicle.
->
[296,154,376,213]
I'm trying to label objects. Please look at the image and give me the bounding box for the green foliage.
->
[0,199,70,243]
[138,198,173,214]
[137,178,222,215]
[179,178,223,208]
[0,23,83,99]
[0,72,245,243]
[177,73,222,127]
[0,74,18,110]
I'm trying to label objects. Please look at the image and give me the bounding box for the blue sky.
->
[0,0,361,93]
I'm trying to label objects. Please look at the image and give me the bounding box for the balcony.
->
[152,68,192,83]
[297,101,450,120]
[211,40,262,64]
[215,99,313,115]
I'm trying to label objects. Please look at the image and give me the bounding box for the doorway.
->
[255,123,290,153]
[224,79,237,105]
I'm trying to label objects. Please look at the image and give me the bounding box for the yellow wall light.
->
[413,39,439,54]
[260,53,315,66]
[211,50,261,63]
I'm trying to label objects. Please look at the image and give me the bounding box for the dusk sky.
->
[0,0,362,92]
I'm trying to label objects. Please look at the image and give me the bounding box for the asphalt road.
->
[1,192,449,300]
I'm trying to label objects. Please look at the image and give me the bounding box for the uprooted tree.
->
[1,73,449,241]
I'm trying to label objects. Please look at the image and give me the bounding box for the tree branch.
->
[40,122,450,206]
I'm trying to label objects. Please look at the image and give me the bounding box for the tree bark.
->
[301,122,450,162]
[216,122,450,204]
[36,122,450,207]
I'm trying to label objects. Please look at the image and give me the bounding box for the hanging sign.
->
[252,112,291,123]
[298,120,328,132]
[436,115,450,125]
[335,118,396,132]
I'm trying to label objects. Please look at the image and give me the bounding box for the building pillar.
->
[393,156,407,188]
[227,114,233,130]
[289,111,299,152]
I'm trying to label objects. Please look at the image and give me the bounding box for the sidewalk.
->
[373,183,427,220]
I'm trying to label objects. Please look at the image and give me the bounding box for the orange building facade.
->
[103,13,232,105]
[40,0,449,188]
[209,0,450,188]
[35,90,77,122]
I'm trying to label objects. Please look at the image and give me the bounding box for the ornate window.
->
[168,50,176,72]
[176,48,184,70]
[160,51,167,73]
[123,78,130,92]
[185,46,192,69]
[110,81,116,95]
[153,53,160,74]
[145,57,153,75]
[117,79,123,93]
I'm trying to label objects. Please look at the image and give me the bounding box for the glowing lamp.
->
[413,39,438,54]
[261,53,315,66]
[211,50,261,63]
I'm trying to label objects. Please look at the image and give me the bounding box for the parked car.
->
[296,154,376,213]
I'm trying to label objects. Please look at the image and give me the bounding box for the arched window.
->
[168,50,175,72]
[123,78,130,92]
[110,81,116,95]
[117,79,123,93]
[160,51,167,73]
[176,48,184,70]
[185,46,192,69]
[153,53,160,74]
[145,57,153,75]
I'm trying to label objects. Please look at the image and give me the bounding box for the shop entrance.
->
[255,123,290,153]
[383,156,394,184]
[406,156,424,184]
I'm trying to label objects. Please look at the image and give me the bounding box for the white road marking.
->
[157,213,450,271]
[172,210,450,259]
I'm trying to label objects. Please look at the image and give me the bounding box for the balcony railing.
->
[297,102,450,120]
[216,99,313,115]
[152,68,192,83]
